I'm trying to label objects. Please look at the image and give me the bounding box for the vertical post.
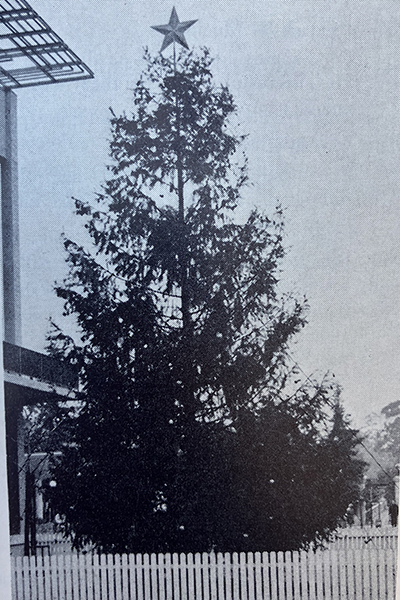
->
[174,66,189,331]
[173,64,196,430]
[396,464,400,599]
[397,521,400,599]
[0,168,12,598]
[30,471,36,556]
[23,466,31,556]
[1,89,21,346]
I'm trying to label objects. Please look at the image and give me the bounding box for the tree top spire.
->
[151,7,197,53]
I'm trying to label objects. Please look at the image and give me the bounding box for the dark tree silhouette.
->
[47,48,365,553]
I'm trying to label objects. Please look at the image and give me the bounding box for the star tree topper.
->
[151,7,197,53]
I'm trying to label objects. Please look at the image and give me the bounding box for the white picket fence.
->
[11,547,397,600]
[328,526,397,550]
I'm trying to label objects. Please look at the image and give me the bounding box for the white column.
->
[0,379,11,599]
[0,159,12,599]
[0,87,16,600]
[1,89,21,345]
[396,464,400,599]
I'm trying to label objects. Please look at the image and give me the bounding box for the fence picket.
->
[202,552,210,600]
[143,554,151,600]
[30,557,38,600]
[309,551,318,600]
[353,547,362,600]
[120,554,128,600]
[246,552,254,600]
[171,553,180,600]
[360,550,367,599]
[194,553,202,600]
[84,553,93,600]
[181,552,189,600]
[224,552,232,600]
[63,553,72,600]
[231,552,239,600]
[329,549,339,599]
[327,550,336,600]
[216,552,225,600]
[366,553,372,598]
[35,555,44,600]
[276,552,285,600]
[150,554,159,600]
[187,553,195,600]
[127,554,136,600]
[291,551,300,600]
[338,550,347,599]
[269,552,278,600]
[261,552,269,600]
[56,554,64,600]
[385,547,395,600]
[76,554,87,600]
[315,551,325,600]
[165,553,173,600]
[136,553,144,600]
[59,554,68,600]
[114,554,122,600]
[43,556,51,600]
[369,549,378,600]
[240,552,249,600]
[22,556,30,600]
[13,556,22,600]
[254,552,262,600]
[157,553,165,600]
[105,554,112,600]
[99,554,108,600]
[324,552,331,599]
[71,554,80,600]
[346,550,356,600]
[284,551,293,600]
[92,554,100,600]
[377,549,386,600]
[208,552,215,600]
[299,551,308,599]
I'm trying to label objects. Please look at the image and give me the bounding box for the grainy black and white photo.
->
[0,1,399,598]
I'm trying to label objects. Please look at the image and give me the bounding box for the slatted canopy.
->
[0,0,93,88]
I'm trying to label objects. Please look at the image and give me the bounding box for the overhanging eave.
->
[0,0,93,89]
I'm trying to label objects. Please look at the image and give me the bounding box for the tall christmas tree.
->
[48,9,364,553]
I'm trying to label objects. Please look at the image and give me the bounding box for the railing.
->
[3,341,77,389]
[11,547,397,600]
[11,532,75,558]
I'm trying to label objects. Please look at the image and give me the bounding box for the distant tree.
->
[374,400,400,461]
[48,48,365,553]
[22,400,78,455]
[359,400,399,513]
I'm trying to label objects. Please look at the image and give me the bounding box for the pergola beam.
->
[0,29,51,39]
[0,0,93,88]
[0,8,36,22]
[0,43,65,60]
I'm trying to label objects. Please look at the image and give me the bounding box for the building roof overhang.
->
[0,0,93,88]
[3,341,78,404]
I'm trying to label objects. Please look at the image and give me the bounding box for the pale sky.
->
[15,0,400,426]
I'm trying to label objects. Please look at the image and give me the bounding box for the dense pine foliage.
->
[47,49,365,553]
